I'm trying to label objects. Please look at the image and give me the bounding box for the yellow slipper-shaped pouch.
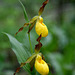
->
[35,17,48,37]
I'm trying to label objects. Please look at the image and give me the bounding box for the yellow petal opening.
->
[35,55,49,75]
[35,17,48,37]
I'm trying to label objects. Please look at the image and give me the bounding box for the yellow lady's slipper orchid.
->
[35,17,48,37]
[35,55,49,75]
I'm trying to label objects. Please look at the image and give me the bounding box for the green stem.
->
[28,33,33,54]
[19,0,33,54]
[27,22,33,54]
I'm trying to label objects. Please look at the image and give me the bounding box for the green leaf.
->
[4,33,31,74]
[18,0,29,22]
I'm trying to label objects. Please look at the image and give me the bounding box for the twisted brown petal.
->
[14,54,37,75]
[15,16,38,35]
[14,62,26,75]
[28,21,36,33]
[15,23,29,35]
[15,27,24,35]
[38,0,49,16]
[35,34,42,52]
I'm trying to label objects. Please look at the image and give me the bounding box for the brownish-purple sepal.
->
[27,16,39,33]
[35,34,42,52]
[29,56,36,71]
[28,21,36,33]
[38,0,49,16]
[15,16,38,35]
[23,23,29,27]
[14,62,26,75]
[25,54,36,71]
[14,54,37,75]
[15,27,24,35]
[15,23,29,35]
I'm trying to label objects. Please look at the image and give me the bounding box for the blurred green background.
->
[0,0,75,75]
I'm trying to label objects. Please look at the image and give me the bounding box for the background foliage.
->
[0,0,75,75]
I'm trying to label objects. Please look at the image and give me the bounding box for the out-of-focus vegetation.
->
[0,0,75,75]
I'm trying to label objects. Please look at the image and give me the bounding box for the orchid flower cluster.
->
[14,0,49,75]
